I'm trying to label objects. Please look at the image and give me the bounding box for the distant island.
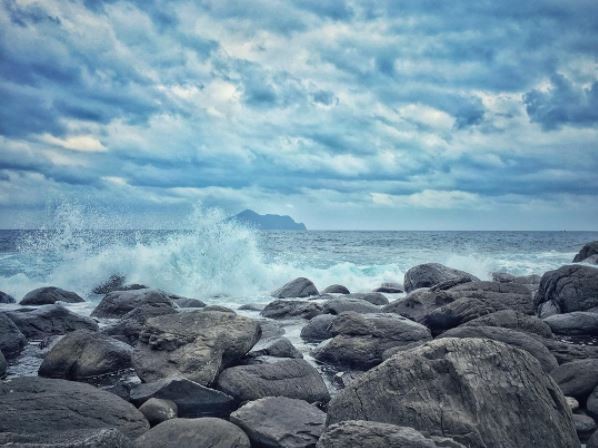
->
[229,209,307,230]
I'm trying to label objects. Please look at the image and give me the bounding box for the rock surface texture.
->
[272,277,319,298]
[535,265,598,314]
[404,263,479,292]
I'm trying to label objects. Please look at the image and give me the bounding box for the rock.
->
[373,282,403,293]
[0,290,15,303]
[332,371,364,389]
[102,302,178,345]
[300,314,336,342]
[91,289,175,319]
[323,284,351,294]
[0,313,26,358]
[493,272,542,287]
[272,277,319,298]
[327,338,577,448]
[322,298,379,315]
[573,241,598,263]
[316,420,467,448]
[430,277,476,291]
[261,300,322,319]
[20,286,85,305]
[542,338,598,364]
[256,318,285,341]
[0,428,134,447]
[343,292,389,305]
[249,337,303,359]
[567,396,580,411]
[589,430,598,448]
[382,289,454,321]
[421,297,498,335]
[4,304,98,339]
[133,310,260,385]
[231,397,326,448]
[139,398,177,426]
[0,376,149,439]
[172,297,206,308]
[217,358,330,403]
[130,377,235,418]
[587,386,598,419]
[447,281,535,314]
[462,309,553,338]
[38,330,132,380]
[535,264,598,314]
[202,304,236,313]
[133,417,250,448]
[551,359,598,401]
[238,303,266,311]
[573,413,596,441]
[404,263,479,292]
[544,312,598,336]
[0,351,6,378]
[439,325,558,372]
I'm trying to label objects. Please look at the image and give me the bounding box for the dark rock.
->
[272,277,319,298]
[322,298,379,315]
[92,274,127,294]
[4,304,98,339]
[231,397,326,448]
[573,241,598,263]
[542,338,598,364]
[130,377,235,418]
[0,312,26,358]
[430,277,476,291]
[132,310,260,385]
[249,337,303,359]
[217,358,330,403]
[573,413,596,441]
[343,292,389,305]
[0,290,15,303]
[535,265,598,314]
[463,309,553,338]
[102,302,178,345]
[238,303,266,311]
[404,263,479,292]
[439,325,558,372]
[551,359,598,401]
[133,417,250,448]
[373,282,403,293]
[171,297,206,308]
[587,386,598,419]
[91,289,174,319]
[38,330,132,380]
[139,398,177,426]
[0,428,134,447]
[317,420,467,448]
[0,376,149,439]
[544,312,598,336]
[21,286,85,305]
[256,318,285,341]
[421,297,498,335]
[492,272,542,287]
[300,314,336,342]
[327,338,577,448]
[589,430,598,448]
[261,300,322,319]
[332,371,364,390]
[202,304,236,313]
[447,281,534,314]
[382,289,454,321]
[0,351,6,378]
[323,284,351,294]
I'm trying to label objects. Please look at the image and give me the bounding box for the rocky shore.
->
[1,241,598,447]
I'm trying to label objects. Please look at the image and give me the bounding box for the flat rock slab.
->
[0,428,134,447]
[544,312,598,336]
[4,304,98,339]
[463,309,553,338]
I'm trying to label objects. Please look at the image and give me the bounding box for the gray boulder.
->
[0,313,26,358]
[586,386,598,419]
[492,272,542,287]
[130,377,235,418]
[382,289,454,321]
[535,265,598,314]
[238,303,266,311]
[249,337,303,359]
[421,297,498,335]
[317,420,467,448]
[132,310,260,385]
[91,289,175,319]
[551,359,598,401]
[0,428,134,447]
[463,309,553,338]
[230,397,326,448]
[542,338,598,364]
[589,430,598,448]
[447,281,534,314]
[573,413,596,441]
[0,376,149,439]
[261,300,322,319]
[38,330,132,380]
[0,290,15,303]
[133,417,250,448]
[171,297,206,308]
[272,277,319,298]
[544,312,598,336]
[300,314,336,342]
[373,282,403,293]
[573,241,598,263]
[323,284,350,294]
[404,263,479,292]
[202,304,236,313]
[0,351,6,378]
[139,398,177,426]
[102,302,178,345]
[4,304,98,339]
[217,358,330,403]
[21,286,85,305]
[327,338,578,448]
[343,292,389,305]
[322,298,379,315]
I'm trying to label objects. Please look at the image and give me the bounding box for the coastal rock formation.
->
[248,337,303,359]
[551,359,598,401]
[535,265,598,315]
[91,288,175,318]
[327,338,577,448]
[132,310,260,385]
[261,300,322,319]
[0,429,134,447]
[342,292,389,305]
[421,297,498,335]
[0,290,15,303]
[446,281,535,314]
[0,313,26,358]
[272,277,319,298]
[20,286,84,305]
[462,309,553,338]
[323,284,350,294]
[373,282,404,293]
[403,263,479,292]
[543,338,598,364]
[102,302,178,344]
[0,351,6,377]
[300,314,336,342]
[543,311,598,335]
[573,241,598,263]
[573,413,597,441]
[382,289,454,321]
[139,398,177,426]
[322,298,379,315]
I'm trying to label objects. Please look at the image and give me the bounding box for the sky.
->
[1,0,597,230]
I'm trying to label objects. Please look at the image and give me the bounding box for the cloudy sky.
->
[1,0,597,230]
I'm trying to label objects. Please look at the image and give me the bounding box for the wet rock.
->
[102,302,178,345]
[404,263,479,292]
[134,417,250,448]
[551,359,598,401]
[239,303,266,311]
[230,396,326,448]
[38,329,132,380]
[300,314,336,342]
[535,264,598,314]
[0,351,6,378]
[0,376,149,439]
[317,420,467,448]
[139,398,177,426]
[0,312,26,358]
[130,377,235,418]
[0,428,134,447]
[327,338,577,448]
[203,304,236,313]
[217,358,330,403]
[133,310,260,385]
[91,289,175,319]
[462,309,553,338]
[492,272,542,288]
[4,304,98,339]
[447,281,535,314]
[544,312,598,336]
[272,277,319,298]
[586,386,598,419]
[332,371,364,390]
[172,297,206,308]
[256,318,285,341]
[322,298,379,315]
[574,241,598,263]
[249,337,303,359]
[373,282,403,293]
[343,292,389,305]
[323,284,350,294]
[421,297,498,335]
[0,290,15,303]
[542,338,598,364]
[573,413,596,441]
[382,289,454,321]
[21,286,85,305]
[261,300,322,319]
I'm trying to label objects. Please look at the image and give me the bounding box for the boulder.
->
[0,351,6,378]
[230,397,326,448]
[544,312,598,336]
[133,417,250,448]
[322,298,379,315]
[4,304,98,339]
[404,263,479,292]
[586,386,598,419]
[439,325,558,373]
[0,313,26,358]
[421,297,498,335]
[447,281,534,314]
[373,282,403,293]
[589,430,598,448]
[327,338,577,448]
[249,337,303,359]
[130,377,235,418]
[430,277,476,291]
[573,413,597,441]
[317,420,467,448]
[382,289,454,321]
[551,359,598,401]
[535,265,598,314]
[202,304,236,313]
[238,303,266,311]
[261,300,322,319]
[38,330,132,380]
[139,398,177,426]
[300,314,336,342]
[20,286,85,305]
[0,428,134,447]
[573,241,598,263]
[91,289,175,319]
[323,284,350,294]
[132,310,260,385]
[343,292,389,305]
[217,358,330,403]
[0,376,149,439]
[92,274,148,294]
[172,297,206,308]
[0,290,15,303]
[492,272,542,287]
[272,277,319,298]
[462,309,553,338]
[102,302,178,345]
[542,338,598,364]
